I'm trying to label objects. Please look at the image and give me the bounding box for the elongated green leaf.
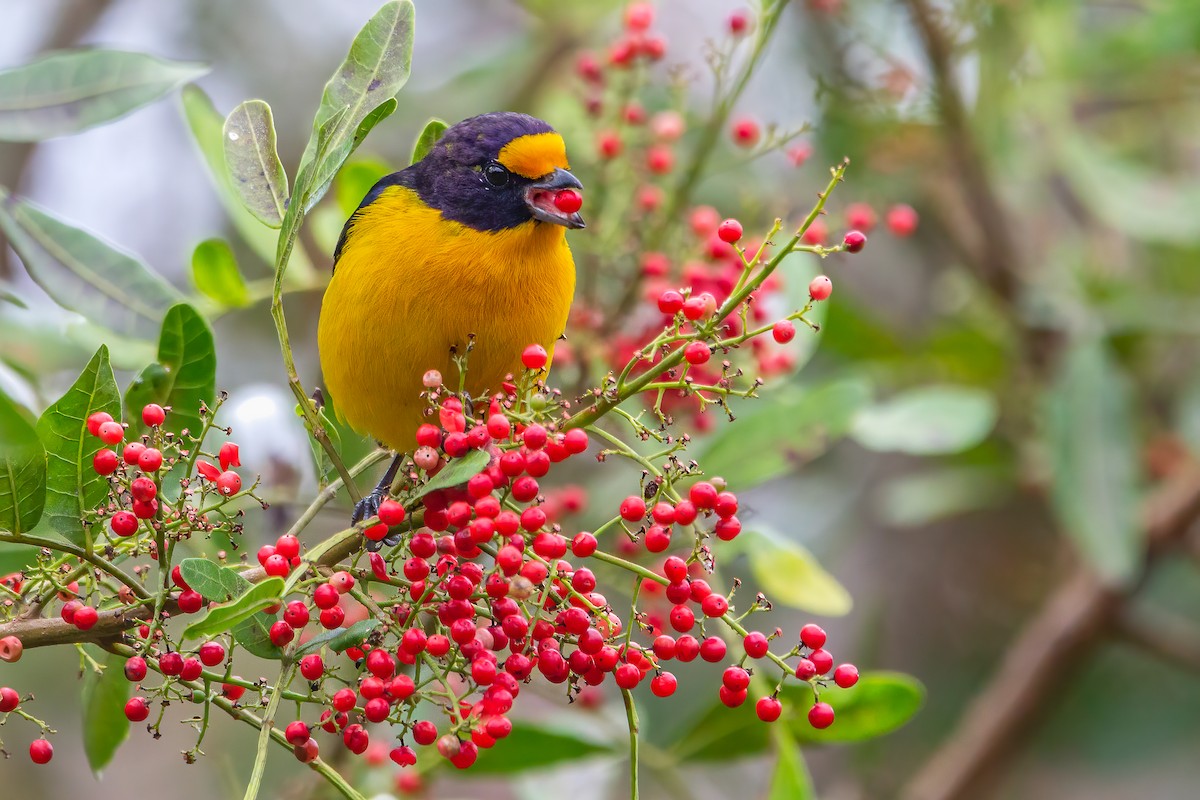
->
[0,188,183,339]
[191,238,249,307]
[223,100,288,228]
[0,49,207,142]
[769,726,815,800]
[36,347,120,545]
[467,722,614,774]
[0,543,38,573]
[0,390,45,534]
[124,304,216,439]
[293,0,414,212]
[742,528,851,616]
[81,650,131,776]
[181,85,312,275]
[878,466,1011,528]
[851,385,997,456]
[296,619,381,656]
[410,117,448,165]
[418,448,491,498]
[178,557,249,602]
[698,376,872,488]
[233,612,281,660]
[183,577,284,640]
[0,287,27,308]
[673,672,923,762]
[1045,339,1139,584]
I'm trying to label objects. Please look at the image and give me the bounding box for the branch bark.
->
[900,462,1200,800]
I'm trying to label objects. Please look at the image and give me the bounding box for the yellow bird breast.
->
[317,186,576,451]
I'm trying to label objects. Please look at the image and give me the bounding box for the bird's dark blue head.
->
[377,112,584,233]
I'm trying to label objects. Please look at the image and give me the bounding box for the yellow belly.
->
[317,186,575,451]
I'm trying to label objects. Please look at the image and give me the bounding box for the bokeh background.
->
[3,0,1200,799]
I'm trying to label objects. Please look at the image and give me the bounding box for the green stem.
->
[243,663,295,800]
[0,531,149,601]
[622,688,640,800]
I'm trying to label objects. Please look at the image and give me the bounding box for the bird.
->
[317,112,584,540]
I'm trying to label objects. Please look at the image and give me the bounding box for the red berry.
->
[650,672,677,697]
[330,570,355,594]
[886,203,918,237]
[124,657,147,681]
[669,604,695,633]
[619,495,646,522]
[728,9,752,34]
[264,554,290,577]
[215,470,241,496]
[658,289,684,315]
[283,601,310,628]
[808,275,832,301]
[554,188,583,214]
[682,292,716,321]
[29,738,53,764]
[699,636,727,662]
[684,341,711,365]
[833,663,859,688]
[343,724,370,755]
[412,720,438,746]
[772,320,796,344]
[614,663,641,689]
[809,648,834,675]
[275,534,300,560]
[177,590,203,613]
[843,229,867,253]
[845,202,876,231]
[644,525,671,552]
[93,449,119,475]
[808,702,835,729]
[623,2,654,31]
[722,666,750,691]
[110,511,138,537]
[717,218,743,243]
[285,721,311,746]
[269,620,294,647]
[122,441,146,466]
[563,428,589,454]
[312,582,339,609]
[689,481,718,508]
[86,411,113,436]
[521,344,548,371]
[646,145,674,174]
[98,421,124,445]
[799,623,827,649]
[364,522,389,542]
[719,685,747,707]
[159,652,183,676]
[141,404,165,427]
[0,686,19,712]
[714,516,741,541]
[744,631,769,658]
[731,117,761,148]
[125,696,150,722]
[571,532,597,558]
[73,605,99,630]
[138,447,163,472]
[198,641,225,667]
[756,696,782,722]
[663,556,688,583]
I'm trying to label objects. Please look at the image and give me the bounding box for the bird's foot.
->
[352,487,403,552]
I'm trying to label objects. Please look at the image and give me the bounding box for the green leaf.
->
[232,613,282,660]
[741,528,851,616]
[0,390,46,534]
[296,619,381,656]
[674,672,923,762]
[0,287,27,308]
[223,100,288,228]
[0,542,38,574]
[410,117,448,165]
[467,722,614,774]
[335,157,392,218]
[792,672,925,745]
[0,188,184,339]
[1045,339,1139,584]
[36,346,120,545]
[124,304,216,439]
[697,376,872,488]
[182,576,284,641]
[191,238,249,307]
[851,385,998,455]
[181,85,312,274]
[292,0,414,212]
[178,557,249,602]
[81,650,131,777]
[768,727,815,800]
[0,49,207,142]
[417,449,491,498]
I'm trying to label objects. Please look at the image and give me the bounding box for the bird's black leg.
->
[353,454,403,550]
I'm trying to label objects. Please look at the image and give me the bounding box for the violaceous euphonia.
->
[317,112,584,530]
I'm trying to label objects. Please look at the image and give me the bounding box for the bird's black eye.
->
[483,162,510,187]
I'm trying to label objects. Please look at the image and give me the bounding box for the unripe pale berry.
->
[808,275,833,301]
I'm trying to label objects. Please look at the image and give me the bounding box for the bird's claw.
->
[352,489,404,552]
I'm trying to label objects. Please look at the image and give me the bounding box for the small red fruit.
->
[98,421,124,445]
[833,663,859,688]
[799,624,827,649]
[141,404,165,427]
[744,631,769,658]
[93,449,119,475]
[299,654,324,681]
[73,605,99,631]
[0,636,22,663]
[684,341,711,365]
[125,696,150,722]
[198,641,226,667]
[86,411,113,436]
[843,229,867,253]
[138,447,163,472]
[554,188,583,214]
[124,657,147,681]
[29,738,53,764]
[658,289,684,315]
[285,721,311,746]
[772,320,796,344]
[650,672,677,697]
[521,344,548,371]
[619,496,646,522]
[216,471,241,496]
[757,696,782,722]
[218,442,241,471]
[731,117,761,148]
[886,203,918,237]
[808,702,835,729]
[110,511,138,537]
[808,275,833,301]
[717,218,743,243]
[809,648,834,675]
[0,686,19,712]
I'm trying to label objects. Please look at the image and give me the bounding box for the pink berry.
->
[731,117,761,148]
[808,275,833,301]
[843,229,867,253]
[772,320,796,344]
[717,218,743,243]
[886,203,918,237]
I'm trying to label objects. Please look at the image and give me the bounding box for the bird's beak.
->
[525,168,586,229]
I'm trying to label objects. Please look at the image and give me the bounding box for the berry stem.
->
[622,688,641,800]
[242,662,295,800]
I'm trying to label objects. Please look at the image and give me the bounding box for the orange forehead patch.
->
[497,132,569,179]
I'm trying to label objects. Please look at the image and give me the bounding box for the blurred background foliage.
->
[2,0,1200,798]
